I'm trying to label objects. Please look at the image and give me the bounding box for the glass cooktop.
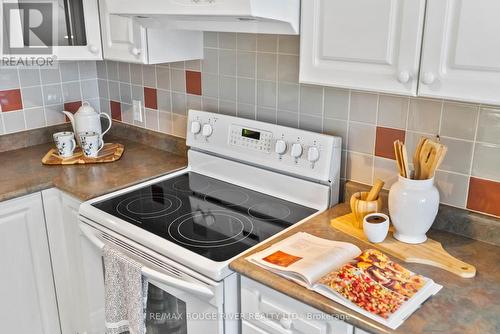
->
[92,172,317,262]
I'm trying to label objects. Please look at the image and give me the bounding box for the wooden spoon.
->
[413,137,427,179]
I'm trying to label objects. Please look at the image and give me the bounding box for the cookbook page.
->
[247,232,361,286]
[316,249,428,320]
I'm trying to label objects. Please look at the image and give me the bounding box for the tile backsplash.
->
[1,32,499,218]
[0,61,100,134]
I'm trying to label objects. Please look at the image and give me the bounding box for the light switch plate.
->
[133,100,143,122]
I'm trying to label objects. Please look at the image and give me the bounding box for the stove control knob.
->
[190,121,201,134]
[290,143,303,158]
[274,140,287,155]
[202,124,213,137]
[307,146,320,163]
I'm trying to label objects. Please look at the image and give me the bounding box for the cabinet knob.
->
[280,317,292,330]
[131,47,142,56]
[397,71,411,84]
[88,44,99,54]
[421,72,436,85]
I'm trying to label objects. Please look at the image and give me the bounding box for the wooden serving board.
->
[331,213,476,278]
[42,143,124,165]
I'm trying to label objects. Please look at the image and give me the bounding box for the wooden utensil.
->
[401,143,411,178]
[418,139,447,179]
[413,137,427,179]
[366,178,385,201]
[393,140,404,177]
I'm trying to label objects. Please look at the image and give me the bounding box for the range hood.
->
[104,0,300,35]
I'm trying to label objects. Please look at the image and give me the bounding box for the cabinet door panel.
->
[419,0,500,104]
[99,0,147,63]
[300,0,426,95]
[0,193,60,334]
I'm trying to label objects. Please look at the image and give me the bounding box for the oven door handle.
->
[79,223,215,300]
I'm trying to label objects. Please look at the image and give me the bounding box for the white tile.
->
[441,102,478,140]
[348,122,375,154]
[237,103,256,120]
[0,114,4,134]
[81,80,99,100]
[434,171,469,208]
[278,83,299,112]
[257,80,276,108]
[237,33,256,51]
[172,92,187,115]
[60,62,79,82]
[299,114,322,132]
[219,32,236,49]
[172,113,188,137]
[61,82,82,102]
[21,86,44,108]
[202,97,218,113]
[187,94,202,110]
[157,89,172,112]
[156,67,170,90]
[78,61,97,80]
[299,85,322,116]
[19,68,41,87]
[45,104,65,125]
[472,142,500,181]
[323,118,348,149]
[219,50,237,76]
[118,62,130,83]
[324,88,349,120]
[257,107,276,123]
[237,78,255,105]
[408,98,441,134]
[350,91,378,124]
[3,110,25,133]
[202,48,219,74]
[219,76,237,102]
[277,110,298,128]
[171,69,186,93]
[257,34,277,52]
[347,152,373,185]
[25,107,46,129]
[257,53,277,81]
[43,84,64,105]
[438,137,474,174]
[278,55,299,83]
[477,107,500,145]
[145,108,159,130]
[278,35,300,55]
[158,111,173,134]
[40,68,60,85]
[373,157,399,190]
[119,83,132,104]
[378,94,408,129]
[203,32,218,48]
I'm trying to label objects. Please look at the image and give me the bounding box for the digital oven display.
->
[241,128,261,140]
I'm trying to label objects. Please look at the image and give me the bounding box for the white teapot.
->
[62,102,112,145]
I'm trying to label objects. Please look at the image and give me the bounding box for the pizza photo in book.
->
[246,232,442,329]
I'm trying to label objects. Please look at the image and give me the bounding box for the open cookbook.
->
[246,232,442,329]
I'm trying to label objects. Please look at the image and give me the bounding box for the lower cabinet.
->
[0,193,60,334]
[241,277,354,334]
[43,188,105,334]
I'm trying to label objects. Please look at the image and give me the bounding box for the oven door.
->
[79,220,224,334]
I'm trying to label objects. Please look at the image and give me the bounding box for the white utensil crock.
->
[388,175,439,244]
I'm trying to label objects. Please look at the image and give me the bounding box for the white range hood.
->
[104,0,300,35]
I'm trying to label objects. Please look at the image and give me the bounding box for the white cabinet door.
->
[99,0,148,63]
[0,193,60,334]
[300,0,426,95]
[43,188,106,334]
[419,0,500,105]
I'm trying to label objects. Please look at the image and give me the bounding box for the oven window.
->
[146,283,187,334]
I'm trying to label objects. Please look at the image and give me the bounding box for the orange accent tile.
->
[186,71,202,95]
[467,177,500,217]
[110,100,122,121]
[0,89,23,112]
[375,126,406,160]
[144,87,158,110]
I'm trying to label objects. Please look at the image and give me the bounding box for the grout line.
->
[371,93,381,184]
[15,67,28,130]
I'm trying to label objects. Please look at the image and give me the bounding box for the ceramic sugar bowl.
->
[388,175,439,244]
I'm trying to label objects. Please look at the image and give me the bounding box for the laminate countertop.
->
[231,204,500,334]
[0,138,187,202]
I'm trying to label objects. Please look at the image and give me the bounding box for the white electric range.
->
[78,110,341,334]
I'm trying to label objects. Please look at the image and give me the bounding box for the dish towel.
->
[103,245,148,334]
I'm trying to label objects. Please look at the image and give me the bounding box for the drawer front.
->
[241,277,353,334]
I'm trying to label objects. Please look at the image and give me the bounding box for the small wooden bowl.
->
[350,192,383,229]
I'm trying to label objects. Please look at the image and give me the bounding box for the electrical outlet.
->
[133,100,143,122]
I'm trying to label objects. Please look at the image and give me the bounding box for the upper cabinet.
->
[419,0,500,105]
[300,0,426,96]
[1,0,103,60]
[99,0,203,64]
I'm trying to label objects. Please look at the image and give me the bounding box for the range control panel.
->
[186,110,342,183]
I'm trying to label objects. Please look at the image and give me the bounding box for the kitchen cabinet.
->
[0,0,102,60]
[419,0,500,105]
[0,193,60,334]
[300,0,426,96]
[241,277,354,334]
[99,0,203,64]
[43,188,105,334]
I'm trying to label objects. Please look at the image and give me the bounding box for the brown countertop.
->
[231,204,500,334]
[0,138,187,202]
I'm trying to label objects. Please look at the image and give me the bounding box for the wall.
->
[0,61,100,134]
[1,32,499,218]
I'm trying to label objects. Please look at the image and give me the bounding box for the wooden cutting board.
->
[42,143,124,165]
[330,213,476,278]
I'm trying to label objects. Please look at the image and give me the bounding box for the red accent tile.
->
[144,87,158,110]
[467,177,500,217]
[0,89,23,112]
[110,100,122,121]
[186,71,202,95]
[64,101,82,122]
[375,126,406,160]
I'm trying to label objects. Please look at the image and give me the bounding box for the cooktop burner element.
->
[92,172,317,262]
